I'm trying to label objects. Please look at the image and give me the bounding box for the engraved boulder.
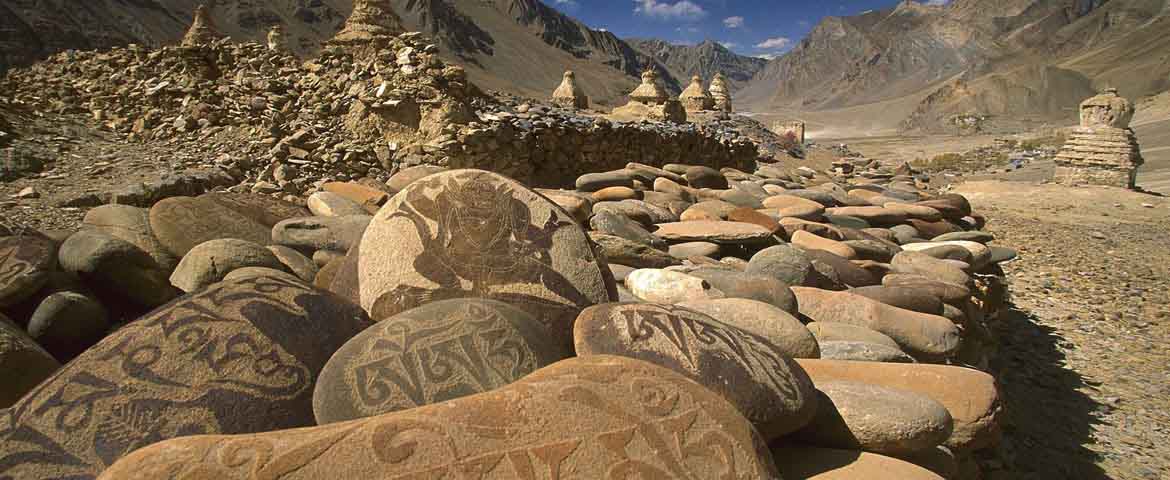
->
[359,169,615,343]
[0,233,56,308]
[97,355,781,479]
[149,195,273,257]
[573,302,818,440]
[313,299,571,424]
[0,276,372,479]
[0,313,60,407]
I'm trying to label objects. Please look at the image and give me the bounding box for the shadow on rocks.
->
[988,305,1108,479]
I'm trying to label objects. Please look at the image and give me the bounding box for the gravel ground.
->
[955,181,1170,479]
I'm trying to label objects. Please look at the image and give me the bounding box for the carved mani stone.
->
[148,195,273,257]
[0,276,372,480]
[551,70,589,109]
[313,298,571,424]
[573,302,818,440]
[358,169,616,344]
[0,233,56,308]
[1054,88,1144,189]
[97,355,781,480]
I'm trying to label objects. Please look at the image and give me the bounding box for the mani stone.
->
[792,287,960,360]
[0,276,372,480]
[180,4,223,47]
[83,204,179,271]
[0,234,56,308]
[551,70,588,109]
[794,381,953,455]
[98,355,781,480]
[205,192,312,228]
[574,303,817,440]
[796,359,1003,452]
[313,299,571,424]
[678,298,819,359]
[149,195,272,257]
[818,341,915,363]
[359,170,614,342]
[771,445,945,480]
[1055,88,1144,189]
[678,75,713,112]
[709,73,732,112]
[0,313,60,407]
[272,215,372,253]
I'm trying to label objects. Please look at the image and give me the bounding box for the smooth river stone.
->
[205,192,311,228]
[818,341,916,363]
[313,299,571,424]
[762,194,826,219]
[890,251,971,286]
[806,322,901,349]
[573,303,817,439]
[792,230,858,259]
[792,287,961,359]
[98,355,781,480]
[149,195,272,257]
[0,234,56,308]
[795,380,953,455]
[687,267,798,314]
[82,204,180,271]
[653,221,775,244]
[359,170,613,343]
[746,244,815,287]
[625,268,725,303]
[679,298,819,359]
[903,240,992,271]
[0,313,60,407]
[589,233,679,269]
[0,276,372,479]
[848,285,945,315]
[307,191,369,217]
[795,359,1002,451]
[771,445,945,480]
[882,274,971,304]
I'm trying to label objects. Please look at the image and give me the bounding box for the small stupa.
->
[678,75,714,112]
[1054,88,1144,189]
[551,70,588,109]
[709,73,732,113]
[267,24,286,52]
[628,69,670,105]
[180,4,224,47]
[328,0,406,57]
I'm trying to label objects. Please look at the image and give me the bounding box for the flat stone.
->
[826,214,870,231]
[589,232,679,268]
[654,221,774,244]
[848,285,945,315]
[795,380,953,455]
[593,200,653,225]
[170,239,288,292]
[906,219,962,239]
[204,192,311,228]
[680,200,737,221]
[534,189,593,224]
[359,170,613,343]
[576,170,635,192]
[627,162,686,184]
[322,182,389,213]
[0,276,372,479]
[891,251,971,286]
[574,303,817,439]
[747,244,814,286]
[818,341,915,363]
[590,211,665,248]
[780,217,845,241]
[728,207,781,234]
[313,299,571,424]
[592,186,640,202]
[679,298,819,358]
[0,313,60,407]
[149,195,272,257]
[82,204,179,271]
[804,249,879,288]
[843,238,901,262]
[883,203,943,222]
[720,188,764,209]
[27,291,109,361]
[386,165,447,192]
[763,194,826,219]
[903,240,992,271]
[687,267,798,314]
[58,230,179,308]
[98,355,781,480]
[989,245,1018,264]
[625,268,725,303]
[772,445,945,480]
[0,234,56,308]
[267,245,319,283]
[685,165,728,189]
[792,230,857,259]
[668,241,721,259]
[796,359,1002,451]
[882,274,971,304]
[825,206,907,226]
[792,287,961,359]
[272,215,372,253]
[807,321,901,349]
[308,191,369,217]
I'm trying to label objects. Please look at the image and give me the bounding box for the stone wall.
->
[396,108,760,188]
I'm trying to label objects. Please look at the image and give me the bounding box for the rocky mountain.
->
[739,0,1170,133]
[627,39,767,93]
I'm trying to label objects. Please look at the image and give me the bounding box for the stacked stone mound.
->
[611,69,687,123]
[180,4,224,47]
[1,156,1015,478]
[1054,89,1143,189]
[550,70,588,109]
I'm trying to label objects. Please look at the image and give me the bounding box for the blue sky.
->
[548,0,941,59]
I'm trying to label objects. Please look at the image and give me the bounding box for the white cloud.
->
[924,0,950,5]
[755,53,780,60]
[633,0,708,22]
[723,16,745,28]
[720,41,740,49]
[755,37,792,50]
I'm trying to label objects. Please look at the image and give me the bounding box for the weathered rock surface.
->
[59,230,179,308]
[679,298,819,358]
[771,445,945,479]
[0,234,57,308]
[98,355,781,480]
[574,302,817,439]
[625,268,725,303]
[687,267,799,314]
[149,195,271,257]
[313,299,570,424]
[806,322,901,349]
[0,313,60,407]
[170,239,287,292]
[272,215,372,253]
[747,244,814,286]
[82,204,179,271]
[792,287,961,359]
[0,276,371,479]
[654,221,775,244]
[818,341,916,363]
[795,380,953,455]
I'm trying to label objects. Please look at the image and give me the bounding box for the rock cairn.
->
[1,150,1013,478]
[611,68,687,123]
[327,0,406,60]
[710,73,733,112]
[266,24,286,52]
[679,75,714,113]
[1054,88,1144,188]
[180,4,223,47]
[550,70,588,109]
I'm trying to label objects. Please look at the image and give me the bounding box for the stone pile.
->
[550,70,589,109]
[1054,88,1144,189]
[610,68,687,123]
[1,154,1013,478]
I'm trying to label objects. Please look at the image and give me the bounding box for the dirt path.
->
[953,181,1170,479]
